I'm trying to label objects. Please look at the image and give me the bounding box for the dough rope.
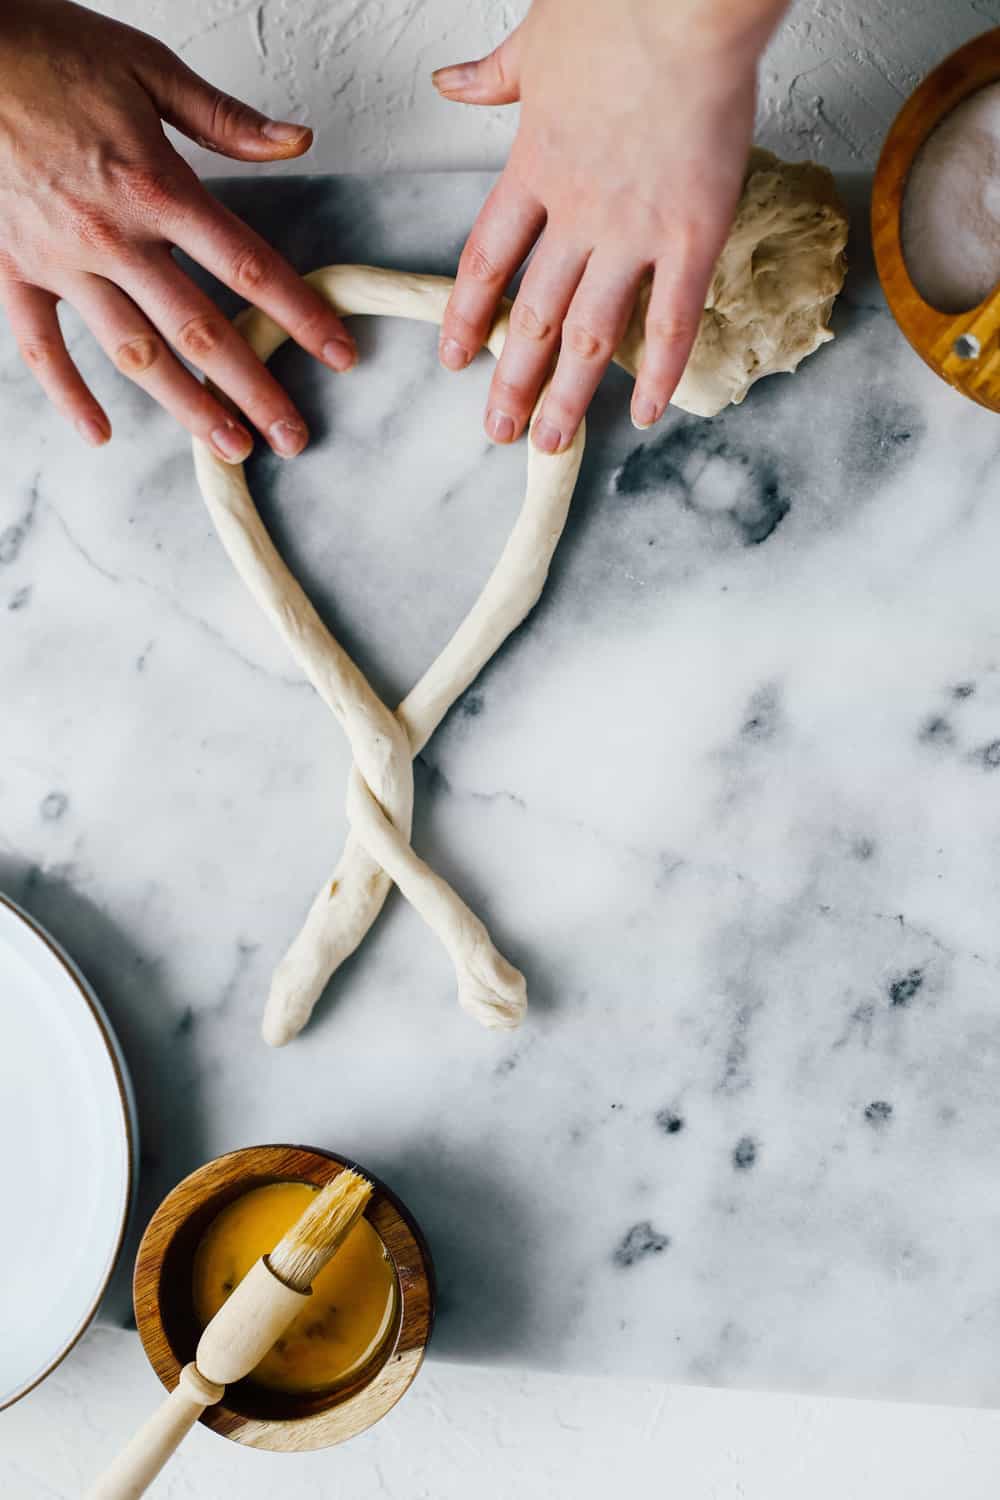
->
[191,153,845,1046]
[193,266,585,1043]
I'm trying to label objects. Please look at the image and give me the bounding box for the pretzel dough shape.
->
[193,266,586,1043]
[193,148,847,1046]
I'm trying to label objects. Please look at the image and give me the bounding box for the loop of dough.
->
[191,266,586,1044]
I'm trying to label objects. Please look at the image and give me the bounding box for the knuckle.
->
[116,162,164,208]
[19,336,59,371]
[230,241,274,294]
[538,397,575,435]
[490,373,532,412]
[295,306,334,345]
[542,387,573,421]
[513,302,551,341]
[648,314,700,349]
[141,37,176,72]
[118,161,186,225]
[564,322,610,362]
[442,307,481,346]
[115,334,161,376]
[210,91,251,142]
[65,203,125,258]
[133,34,179,80]
[461,238,503,287]
[176,312,225,361]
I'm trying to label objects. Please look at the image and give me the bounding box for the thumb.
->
[137,47,314,162]
[432,27,522,105]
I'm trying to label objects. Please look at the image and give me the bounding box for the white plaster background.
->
[5,2,1000,1496]
[97,0,999,177]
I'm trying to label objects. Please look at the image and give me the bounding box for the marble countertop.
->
[5,171,1000,1408]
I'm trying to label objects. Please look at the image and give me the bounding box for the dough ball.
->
[620,148,849,418]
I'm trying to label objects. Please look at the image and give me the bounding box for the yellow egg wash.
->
[192,1181,398,1394]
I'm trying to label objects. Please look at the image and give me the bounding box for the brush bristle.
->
[267,1170,374,1293]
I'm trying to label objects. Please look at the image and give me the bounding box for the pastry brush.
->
[87,1168,373,1500]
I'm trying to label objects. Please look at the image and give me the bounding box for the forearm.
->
[630,0,790,55]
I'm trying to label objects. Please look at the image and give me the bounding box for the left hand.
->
[0,0,358,462]
[433,0,787,452]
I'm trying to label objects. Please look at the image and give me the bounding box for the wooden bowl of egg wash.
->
[874,26,1000,408]
[87,1146,434,1497]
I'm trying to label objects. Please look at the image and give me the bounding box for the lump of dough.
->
[619,148,848,418]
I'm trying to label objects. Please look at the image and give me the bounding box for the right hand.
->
[0,0,358,461]
[434,0,787,451]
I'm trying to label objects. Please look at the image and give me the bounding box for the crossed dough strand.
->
[190,155,846,1045]
[192,266,586,1044]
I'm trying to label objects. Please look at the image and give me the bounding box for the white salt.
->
[901,80,1000,313]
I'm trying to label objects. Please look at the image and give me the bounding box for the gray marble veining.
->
[4,172,1000,1405]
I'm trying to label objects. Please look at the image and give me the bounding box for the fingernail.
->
[261,119,310,143]
[211,421,253,462]
[269,417,308,457]
[631,394,659,430]
[322,338,356,372]
[77,415,108,447]
[439,337,470,371]
[486,408,515,443]
[531,418,563,454]
[432,63,477,92]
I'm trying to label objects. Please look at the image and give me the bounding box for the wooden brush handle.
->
[87,1260,310,1498]
[85,1364,224,1500]
[196,1256,310,1383]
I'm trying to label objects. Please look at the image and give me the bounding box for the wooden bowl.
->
[873,27,1000,411]
[133,1145,434,1451]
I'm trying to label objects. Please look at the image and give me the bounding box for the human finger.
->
[167,189,356,371]
[439,168,545,372]
[118,250,308,456]
[3,282,110,446]
[532,254,647,453]
[67,272,254,462]
[135,42,315,163]
[483,233,589,443]
[630,241,720,429]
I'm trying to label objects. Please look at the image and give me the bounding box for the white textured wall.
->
[98,0,994,175]
[10,4,1000,1498]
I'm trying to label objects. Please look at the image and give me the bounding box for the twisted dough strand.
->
[192,267,585,1043]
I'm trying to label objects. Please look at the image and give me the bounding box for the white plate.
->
[0,895,137,1408]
